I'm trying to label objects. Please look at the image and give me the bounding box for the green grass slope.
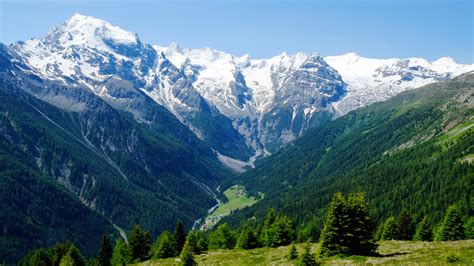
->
[140,240,474,265]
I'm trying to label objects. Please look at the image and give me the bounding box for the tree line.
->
[19,192,474,265]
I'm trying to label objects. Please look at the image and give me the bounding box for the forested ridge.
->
[221,73,474,232]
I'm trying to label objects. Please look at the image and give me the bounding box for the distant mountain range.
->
[0,13,472,263]
[10,13,473,169]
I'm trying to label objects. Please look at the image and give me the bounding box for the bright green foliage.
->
[396,210,415,240]
[111,239,130,266]
[182,231,200,255]
[437,205,465,241]
[129,225,152,262]
[236,223,259,249]
[319,192,348,256]
[208,223,237,249]
[19,248,53,266]
[195,231,209,253]
[174,221,186,254]
[67,244,85,266]
[98,235,113,266]
[414,216,433,241]
[261,210,296,247]
[152,230,176,259]
[464,217,474,239]
[179,238,197,266]
[286,243,298,260]
[59,253,75,266]
[374,222,384,241]
[297,221,320,243]
[297,242,318,266]
[381,216,398,240]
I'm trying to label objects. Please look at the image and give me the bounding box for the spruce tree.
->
[59,252,75,266]
[381,216,398,240]
[195,231,208,253]
[29,249,53,266]
[183,231,201,254]
[297,242,318,266]
[414,216,432,241]
[464,217,474,239]
[437,205,465,241]
[180,237,197,266]
[396,210,415,240]
[98,235,113,266]
[111,239,130,266]
[345,193,377,255]
[208,223,236,249]
[318,192,349,256]
[152,230,176,259]
[67,244,85,266]
[261,208,277,246]
[129,224,152,262]
[174,221,186,254]
[236,223,259,249]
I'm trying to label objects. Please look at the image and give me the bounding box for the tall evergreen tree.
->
[129,224,152,262]
[345,193,377,255]
[67,244,85,266]
[195,231,209,253]
[98,235,113,266]
[318,192,349,256]
[381,216,398,240]
[261,208,277,246]
[111,239,130,266]
[297,242,318,266]
[396,210,415,240]
[437,205,465,241]
[236,223,259,249]
[464,217,474,239]
[414,216,432,241]
[180,236,197,266]
[28,249,53,266]
[208,223,237,249]
[152,230,176,259]
[174,221,187,254]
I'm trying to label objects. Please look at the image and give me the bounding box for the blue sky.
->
[0,0,472,63]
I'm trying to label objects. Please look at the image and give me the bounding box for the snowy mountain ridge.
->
[6,13,473,169]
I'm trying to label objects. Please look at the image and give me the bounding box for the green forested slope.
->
[0,67,230,262]
[223,73,474,229]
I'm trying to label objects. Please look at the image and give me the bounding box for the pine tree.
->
[67,244,85,266]
[464,217,474,239]
[396,210,415,240]
[111,239,130,266]
[59,252,75,266]
[183,231,201,254]
[29,249,53,266]
[414,216,432,241]
[261,208,277,246]
[437,205,465,241]
[195,231,208,253]
[180,237,197,266]
[286,243,298,260]
[129,224,152,262]
[297,242,318,266]
[152,230,176,259]
[98,235,113,266]
[345,193,377,255]
[236,223,259,249]
[318,192,349,256]
[174,220,186,254]
[381,216,398,240]
[208,223,236,249]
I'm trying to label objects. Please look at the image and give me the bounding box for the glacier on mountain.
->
[6,13,473,167]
